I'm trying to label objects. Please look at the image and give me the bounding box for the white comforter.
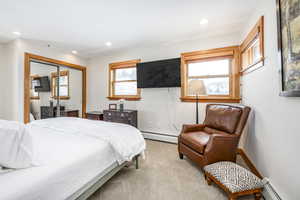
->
[29,117,146,164]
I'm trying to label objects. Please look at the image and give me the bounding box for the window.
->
[181,46,240,103]
[51,70,70,99]
[30,75,40,100]
[108,59,141,100]
[241,16,264,74]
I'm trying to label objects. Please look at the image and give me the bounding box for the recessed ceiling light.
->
[12,31,21,36]
[105,41,112,47]
[200,19,208,25]
[72,50,78,54]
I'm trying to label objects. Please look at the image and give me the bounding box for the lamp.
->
[188,80,206,124]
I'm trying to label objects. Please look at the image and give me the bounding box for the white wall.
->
[87,33,241,136]
[241,0,300,199]
[0,41,18,120]
[1,39,87,121]
[0,44,5,118]
[0,39,87,121]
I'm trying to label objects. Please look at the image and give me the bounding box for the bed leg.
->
[135,155,139,169]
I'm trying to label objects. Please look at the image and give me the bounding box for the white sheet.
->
[30,117,146,164]
[0,120,34,169]
[0,123,118,200]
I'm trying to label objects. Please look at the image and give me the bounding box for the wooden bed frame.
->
[71,155,139,200]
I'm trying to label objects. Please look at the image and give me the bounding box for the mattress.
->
[0,124,118,200]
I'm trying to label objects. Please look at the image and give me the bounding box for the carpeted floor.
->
[89,140,254,200]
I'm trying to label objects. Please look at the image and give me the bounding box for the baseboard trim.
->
[142,131,178,144]
[263,181,282,200]
[236,148,263,179]
[237,149,283,200]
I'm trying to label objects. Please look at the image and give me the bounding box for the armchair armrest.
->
[204,134,239,165]
[181,124,206,134]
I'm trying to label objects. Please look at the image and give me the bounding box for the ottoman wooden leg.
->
[206,175,212,185]
[254,193,262,200]
[229,194,237,200]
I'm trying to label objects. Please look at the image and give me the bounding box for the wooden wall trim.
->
[240,16,264,74]
[24,53,87,123]
[237,148,263,179]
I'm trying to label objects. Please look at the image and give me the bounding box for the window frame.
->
[51,70,70,100]
[30,75,40,100]
[181,46,241,103]
[241,16,264,74]
[107,59,141,101]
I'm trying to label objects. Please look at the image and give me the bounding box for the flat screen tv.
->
[34,76,50,92]
[137,58,181,88]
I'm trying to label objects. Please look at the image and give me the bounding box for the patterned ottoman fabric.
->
[204,161,264,193]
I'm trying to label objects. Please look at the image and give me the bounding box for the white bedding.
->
[0,118,146,200]
[0,120,34,169]
[30,118,146,164]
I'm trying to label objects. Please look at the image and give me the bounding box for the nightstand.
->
[86,111,104,120]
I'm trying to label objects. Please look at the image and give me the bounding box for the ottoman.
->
[204,161,264,200]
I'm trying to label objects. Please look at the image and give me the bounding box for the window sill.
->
[52,96,70,100]
[180,97,241,103]
[107,96,141,101]
[30,97,40,100]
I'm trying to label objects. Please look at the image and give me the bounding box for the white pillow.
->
[0,120,34,169]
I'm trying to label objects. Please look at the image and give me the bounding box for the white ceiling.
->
[0,0,259,58]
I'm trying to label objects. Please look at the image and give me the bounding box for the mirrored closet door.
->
[24,53,86,123]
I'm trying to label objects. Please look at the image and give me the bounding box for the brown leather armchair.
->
[178,104,251,168]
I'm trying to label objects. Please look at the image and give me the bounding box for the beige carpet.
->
[89,140,254,200]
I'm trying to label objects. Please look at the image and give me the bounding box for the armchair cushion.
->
[204,105,242,134]
[180,131,210,154]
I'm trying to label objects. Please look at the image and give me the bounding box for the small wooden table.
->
[63,110,79,117]
[86,111,103,120]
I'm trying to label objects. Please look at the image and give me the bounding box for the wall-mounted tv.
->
[34,76,50,92]
[137,58,181,88]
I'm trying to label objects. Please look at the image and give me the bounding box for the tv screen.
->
[35,76,50,92]
[137,58,181,88]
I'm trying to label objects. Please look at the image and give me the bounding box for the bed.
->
[0,117,146,200]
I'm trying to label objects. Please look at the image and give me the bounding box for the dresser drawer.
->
[103,110,137,128]
[65,110,79,117]
[86,112,103,120]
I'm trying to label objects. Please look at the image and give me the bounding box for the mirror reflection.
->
[29,61,83,121]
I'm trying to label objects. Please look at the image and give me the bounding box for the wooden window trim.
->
[181,46,241,103]
[240,16,264,74]
[30,75,40,100]
[51,70,70,100]
[107,59,141,101]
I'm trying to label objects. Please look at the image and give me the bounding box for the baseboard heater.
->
[141,131,178,144]
[263,180,282,200]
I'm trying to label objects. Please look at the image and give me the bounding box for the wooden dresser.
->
[103,109,137,128]
[41,106,79,119]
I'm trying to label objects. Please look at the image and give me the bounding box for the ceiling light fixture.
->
[200,19,208,25]
[72,50,78,54]
[12,31,21,36]
[105,41,112,47]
